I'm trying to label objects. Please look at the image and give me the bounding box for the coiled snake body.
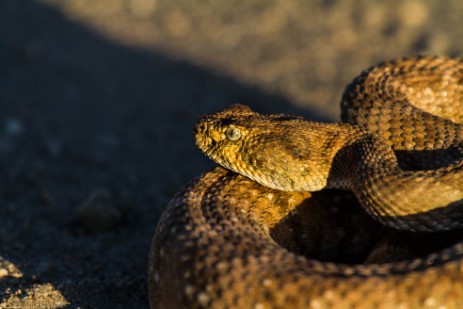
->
[149,56,463,308]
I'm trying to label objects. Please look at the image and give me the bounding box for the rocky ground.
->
[0,0,462,308]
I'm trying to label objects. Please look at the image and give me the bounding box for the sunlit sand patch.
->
[0,256,22,279]
[0,257,69,308]
[0,283,69,309]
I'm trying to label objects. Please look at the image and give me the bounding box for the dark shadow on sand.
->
[0,1,329,308]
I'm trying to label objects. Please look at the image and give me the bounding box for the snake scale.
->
[149,56,463,308]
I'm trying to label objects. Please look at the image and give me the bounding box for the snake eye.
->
[225,127,241,141]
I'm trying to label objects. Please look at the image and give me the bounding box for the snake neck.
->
[326,132,400,191]
[327,132,463,232]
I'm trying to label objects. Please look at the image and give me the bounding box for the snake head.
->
[194,104,334,192]
[194,104,255,171]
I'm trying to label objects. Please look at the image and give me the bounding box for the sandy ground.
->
[1,0,463,308]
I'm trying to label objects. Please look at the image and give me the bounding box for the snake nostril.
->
[195,123,205,134]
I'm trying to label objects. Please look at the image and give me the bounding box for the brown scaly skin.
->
[194,104,463,232]
[149,56,463,308]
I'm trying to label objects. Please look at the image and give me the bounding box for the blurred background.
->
[0,0,462,307]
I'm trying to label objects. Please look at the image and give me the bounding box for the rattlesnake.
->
[149,56,463,308]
